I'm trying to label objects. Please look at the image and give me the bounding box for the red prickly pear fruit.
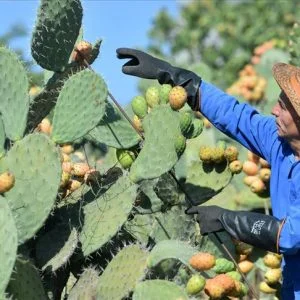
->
[250,178,266,194]
[229,160,243,174]
[168,86,187,110]
[145,86,160,108]
[116,149,136,169]
[189,252,216,271]
[259,168,271,182]
[242,160,259,175]
[224,146,239,162]
[186,274,206,295]
[159,84,172,104]
[0,171,15,193]
[131,96,148,119]
[71,41,93,63]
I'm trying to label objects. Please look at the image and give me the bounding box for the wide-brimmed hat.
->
[272,62,300,116]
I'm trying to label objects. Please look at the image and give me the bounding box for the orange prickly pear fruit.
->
[259,157,270,168]
[62,162,73,173]
[229,160,243,174]
[224,146,239,162]
[259,168,271,182]
[189,252,216,271]
[250,178,266,194]
[228,280,248,297]
[0,171,15,193]
[242,160,259,175]
[204,279,226,299]
[38,118,52,135]
[213,274,235,293]
[71,40,93,63]
[61,144,74,155]
[238,260,254,274]
[243,175,258,186]
[168,86,187,110]
[72,162,90,177]
[247,150,260,164]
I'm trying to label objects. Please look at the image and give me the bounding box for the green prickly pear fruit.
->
[116,149,136,169]
[159,84,172,104]
[145,86,160,108]
[213,258,235,273]
[188,118,204,138]
[131,95,148,119]
[211,147,225,164]
[169,86,187,110]
[174,134,186,156]
[179,111,193,136]
[224,145,239,162]
[178,267,189,283]
[0,171,15,193]
[199,146,212,164]
[226,271,242,281]
[217,140,227,150]
[229,160,243,174]
[264,268,282,285]
[186,274,206,295]
[228,280,248,297]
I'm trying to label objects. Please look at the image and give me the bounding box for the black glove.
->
[186,205,284,253]
[116,48,202,110]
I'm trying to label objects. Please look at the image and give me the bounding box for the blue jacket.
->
[200,81,300,297]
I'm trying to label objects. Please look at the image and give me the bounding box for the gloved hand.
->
[186,205,284,253]
[116,48,202,110]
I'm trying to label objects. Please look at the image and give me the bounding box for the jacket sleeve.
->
[200,81,277,162]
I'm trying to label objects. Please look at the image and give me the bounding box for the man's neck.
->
[288,139,300,160]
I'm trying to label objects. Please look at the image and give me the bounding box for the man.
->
[117,48,300,299]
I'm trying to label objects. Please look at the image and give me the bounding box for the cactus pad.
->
[96,244,149,300]
[0,198,17,296]
[0,133,61,243]
[87,101,141,149]
[31,0,83,71]
[79,175,137,256]
[0,47,29,141]
[51,69,107,143]
[133,280,189,300]
[129,104,182,182]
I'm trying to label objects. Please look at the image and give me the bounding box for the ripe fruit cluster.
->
[251,40,275,65]
[226,64,267,103]
[242,150,271,195]
[186,251,248,298]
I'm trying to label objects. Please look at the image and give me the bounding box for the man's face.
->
[271,91,300,140]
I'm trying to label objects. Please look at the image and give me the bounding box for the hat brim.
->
[272,62,300,116]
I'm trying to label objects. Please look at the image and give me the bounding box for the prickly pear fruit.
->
[60,171,71,188]
[203,117,212,128]
[247,150,260,164]
[62,162,73,173]
[204,279,225,299]
[131,95,148,119]
[259,281,277,294]
[213,274,235,293]
[226,271,242,281]
[243,160,259,175]
[213,258,235,273]
[211,147,225,164]
[229,160,243,174]
[238,260,254,273]
[37,118,52,135]
[264,268,282,285]
[189,252,216,271]
[71,40,93,63]
[235,241,253,256]
[259,168,271,182]
[243,175,258,186]
[228,280,248,297]
[61,144,74,155]
[68,179,82,192]
[145,86,160,108]
[133,115,143,132]
[186,274,206,295]
[263,253,281,268]
[259,157,270,168]
[159,84,172,104]
[224,146,239,162]
[199,146,212,164]
[0,171,15,193]
[116,149,136,169]
[174,134,186,156]
[168,86,187,110]
[188,118,204,138]
[179,112,193,136]
[72,162,90,177]
[250,178,266,194]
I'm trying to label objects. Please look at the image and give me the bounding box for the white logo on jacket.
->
[251,220,265,235]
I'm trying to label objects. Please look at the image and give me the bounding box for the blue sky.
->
[0,0,179,106]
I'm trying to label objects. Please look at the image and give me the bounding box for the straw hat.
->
[272,62,300,116]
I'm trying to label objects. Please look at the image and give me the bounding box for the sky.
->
[0,0,180,106]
